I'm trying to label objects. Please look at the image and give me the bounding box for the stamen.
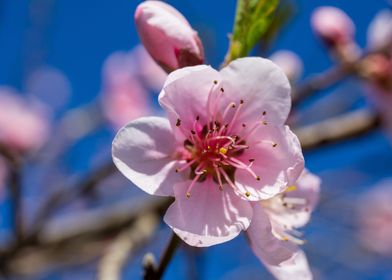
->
[176,118,181,127]
[226,100,244,133]
[175,158,198,173]
[219,168,237,191]
[186,173,202,198]
[213,164,224,190]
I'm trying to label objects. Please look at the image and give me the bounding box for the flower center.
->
[174,80,274,198]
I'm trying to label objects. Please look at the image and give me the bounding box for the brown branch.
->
[98,213,159,280]
[0,197,171,277]
[143,233,181,280]
[29,161,117,239]
[295,109,381,151]
[292,63,355,106]
[0,144,24,242]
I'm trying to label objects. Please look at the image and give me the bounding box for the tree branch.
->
[295,109,381,150]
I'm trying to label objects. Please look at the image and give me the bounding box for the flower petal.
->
[159,65,221,139]
[164,178,252,247]
[112,116,182,196]
[235,125,304,201]
[219,57,291,128]
[246,202,297,266]
[271,170,320,229]
[264,250,312,280]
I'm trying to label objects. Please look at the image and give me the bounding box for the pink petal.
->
[219,57,291,128]
[264,250,312,280]
[272,170,320,229]
[112,116,183,196]
[246,202,297,265]
[164,179,252,247]
[159,65,221,140]
[235,125,304,201]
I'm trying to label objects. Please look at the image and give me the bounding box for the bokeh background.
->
[0,0,392,279]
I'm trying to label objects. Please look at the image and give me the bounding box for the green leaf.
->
[224,0,279,65]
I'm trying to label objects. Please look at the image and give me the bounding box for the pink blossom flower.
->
[270,50,303,82]
[367,10,392,51]
[357,180,392,256]
[101,51,151,129]
[112,57,304,247]
[0,87,50,152]
[247,170,320,279]
[132,45,168,92]
[135,1,204,72]
[311,6,355,47]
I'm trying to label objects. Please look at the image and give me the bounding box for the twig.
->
[0,144,23,242]
[30,161,117,239]
[0,197,171,277]
[292,64,355,106]
[98,213,159,280]
[143,233,181,280]
[295,109,381,150]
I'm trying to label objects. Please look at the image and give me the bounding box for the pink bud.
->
[135,1,204,72]
[269,50,303,82]
[311,6,355,46]
[367,10,392,51]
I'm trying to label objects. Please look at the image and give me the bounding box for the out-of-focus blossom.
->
[367,10,392,51]
[0,87,50,152]
[26,66,71,112]
[270,50,303,82]
[311,6,360,62]
[135,1,204,72]
[113,57,304,248]
[357,180,392,256]
[311,6,355,46]
[101,51,150,129]
[247,170,320,280]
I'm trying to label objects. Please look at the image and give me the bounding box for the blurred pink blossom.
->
[311,6,355,46]
[357,180,392,256]
[247,169,320,280]
[132,45,168,92]
[270,50,303,82]
[113,57,304,249]
[135,1,204,72]
[367,9,392,51]
[101,51,151,129]
[0,87,50,152]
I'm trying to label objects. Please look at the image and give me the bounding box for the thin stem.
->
[155,233,181,279]
[143,233,181,280]
[0,144,23,242]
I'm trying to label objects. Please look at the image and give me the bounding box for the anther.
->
[249,159,255,162]
[186,192,191,198]
[242,123,246,127]
[262,111,267,116]
[256,176,261,181]
[231,104,236,108]
[213,80,218,84]
[219,147,228,154]
[262,121,268,125]
[196,115,200,121]
[220,88,224,92]
[240,99,244,104]
[176,119,181,127]
[191,130,196,135]
[175,168,179,173]
[272,143,277,147]
[245,191,251,197]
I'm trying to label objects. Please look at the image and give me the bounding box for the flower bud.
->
[135,1,204,72]
[311,6,355,47]
[269,50,303,82]
[367,10,392,51]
